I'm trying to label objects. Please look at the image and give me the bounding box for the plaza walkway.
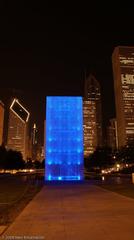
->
[1,182,134,240]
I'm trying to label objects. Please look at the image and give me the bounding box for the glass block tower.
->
[45,96,83,181]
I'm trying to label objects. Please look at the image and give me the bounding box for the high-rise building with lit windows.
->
[31,123,38,161]
[112,46,134,147]
[0,101,4,145]
[107,118,118,150]
[7,99,30,160]
[83,74,102,156]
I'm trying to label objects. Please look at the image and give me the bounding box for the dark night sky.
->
[0,2,134,143]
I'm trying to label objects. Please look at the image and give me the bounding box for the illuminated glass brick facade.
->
[45,96,83,181]
[112,47,134,147]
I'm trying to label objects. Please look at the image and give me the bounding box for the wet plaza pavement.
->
[1,181,134,240]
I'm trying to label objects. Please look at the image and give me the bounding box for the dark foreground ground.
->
[0,171,134,226]
[1,182,134,240]
[0,173,44,225]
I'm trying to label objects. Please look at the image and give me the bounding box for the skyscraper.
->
[0,101,4,145]
[83,74,102,157]
[112,46,134,147]
[31,123,38,161]
[7,99,30,160]
[107,118,118,150]
[32,123,38,145]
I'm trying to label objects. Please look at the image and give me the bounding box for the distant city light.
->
[116,164,120,168]
[102,176,105,181]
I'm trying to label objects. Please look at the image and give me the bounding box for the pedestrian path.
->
[1,182,134,240]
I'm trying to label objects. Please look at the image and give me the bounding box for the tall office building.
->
[32,123,38,145]
[27,135,32,160]
[107,118,118,150]
[31,123,38,161]
[83,74,102,156]
[0,101,4,145]
[7,99,30,160]
[112,46,134,147]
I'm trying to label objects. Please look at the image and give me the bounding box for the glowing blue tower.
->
[45,96,83,181]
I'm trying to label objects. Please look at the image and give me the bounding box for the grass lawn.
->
[0,174,44,225]
[98,183,134,199]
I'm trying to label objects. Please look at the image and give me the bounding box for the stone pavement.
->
[1,182,134,240]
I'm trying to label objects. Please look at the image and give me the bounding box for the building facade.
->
[112,46,134,147]
[7,99,30,160]
[31,123,38,161]
[83,74,102,157]
[107,118,118,150]
[0,101,4,145]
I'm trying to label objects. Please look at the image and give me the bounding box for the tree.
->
[117,145,134,164]
[33,160,41,169]
[25,159,34,169]
[41,159,45,169]
[86,147,113,170]
[0,144,7,169]
[5,150,25,169]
